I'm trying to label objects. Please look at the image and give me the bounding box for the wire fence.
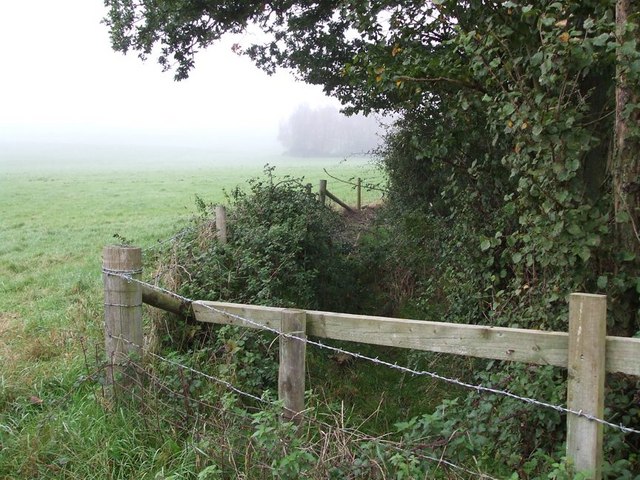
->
[100,309,499,479]
[103,269,640,437]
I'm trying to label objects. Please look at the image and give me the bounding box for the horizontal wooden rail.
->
[318,179,355,212]
[141,283,194,319]
[325,189,354,212]
[192,301,640,377]
[105,241,630,479]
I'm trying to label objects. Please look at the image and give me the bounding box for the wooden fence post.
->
[103,245,143,391]
[567,293,606,479]
[215,205,227,244]
[356,177,362,210]
[319,179,327,206]
[279,309,307,423]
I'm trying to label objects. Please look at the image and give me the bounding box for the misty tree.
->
[277,105,381,157]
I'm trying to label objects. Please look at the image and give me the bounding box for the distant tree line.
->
[277,105,381,157]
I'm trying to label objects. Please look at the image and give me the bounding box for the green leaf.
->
[616,210,631,223]
[585,233,600,246]
[621,39,637,56]
[503,103,516,116]
[480,239,491,251]
[512,252,523,263]
[541,16,555,27]
[567,158,580,172]
[530,51,544,66]
[578,246,591,262]
[554,190,568,203]
[567,223,582,236]
[597,275,607,289]
[592,33,610,47]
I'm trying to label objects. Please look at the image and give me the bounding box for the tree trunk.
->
[614,0,640,254]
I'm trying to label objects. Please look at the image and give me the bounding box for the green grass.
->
[0,149,385,478]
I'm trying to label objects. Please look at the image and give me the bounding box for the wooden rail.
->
[104,246,640,479]
[191,300,640,377]
[318,179,357,212]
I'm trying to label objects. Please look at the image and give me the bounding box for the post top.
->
[103,245,142,271]
[569,292,607,299]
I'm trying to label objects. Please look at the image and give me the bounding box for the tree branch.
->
[394,75,487,94]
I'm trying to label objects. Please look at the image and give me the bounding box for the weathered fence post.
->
[103,245,143,391]
[215,205,228,244]
[318,179,327,206]
[279,309,307,423]
[356,177,362,210]
[567,293,606,479]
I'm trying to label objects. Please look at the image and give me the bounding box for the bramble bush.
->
[176,166,359,312]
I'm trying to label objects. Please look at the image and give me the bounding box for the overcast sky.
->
[0,0,338,153]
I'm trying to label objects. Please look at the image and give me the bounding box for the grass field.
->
[1,147,383,351]
[0,148,388,477]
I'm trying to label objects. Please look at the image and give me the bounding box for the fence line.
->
[139,175,375,258]
[103,248,640,478]
[322,168,389,195]
[102,269,640,436]
[318,179,356,212]
[101,325,497,479]
[142,224,197,254]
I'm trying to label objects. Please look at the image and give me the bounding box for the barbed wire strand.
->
[147,351,497,479]
[322,168,389,194]
[142,224,198,254]
[103,270,640,436]
[101,275,496,480]
[104,328,497,480]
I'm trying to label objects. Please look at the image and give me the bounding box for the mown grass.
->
[0,150,387,478]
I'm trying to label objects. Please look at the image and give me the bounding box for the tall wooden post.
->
[356,177,362,210]
[318,179,327,206]
[103,245,143,390]
[567,293,606,479]
[215,205,228,244]
[279,309,307,423]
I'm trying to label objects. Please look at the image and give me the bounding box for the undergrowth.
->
[3,166,637,479]
[136,166,625,479]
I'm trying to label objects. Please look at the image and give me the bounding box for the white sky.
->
[0,0,338,152]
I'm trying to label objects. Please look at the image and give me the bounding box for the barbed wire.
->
[103,270,640,436]
[126,337,494,478]
[141,224,199,254]
[101,268,497,478]
[103,322,498,479]
[322,167,389,194]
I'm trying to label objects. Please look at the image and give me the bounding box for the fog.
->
[0,0,345,164]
